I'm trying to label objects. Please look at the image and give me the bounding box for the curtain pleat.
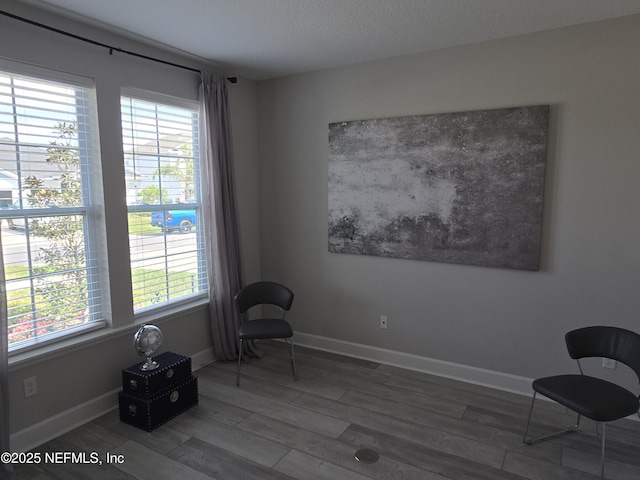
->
[199,74,258,361]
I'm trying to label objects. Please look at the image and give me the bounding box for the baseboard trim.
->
[191,347,217,371]
[10,388,120,454]
[10,347,216,453]
[293,331,535,397]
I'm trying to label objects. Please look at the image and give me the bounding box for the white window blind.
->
[0,62,104,351]
[121,91,208,313]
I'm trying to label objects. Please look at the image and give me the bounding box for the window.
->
[0,61,105,351]
[120,90,207,313]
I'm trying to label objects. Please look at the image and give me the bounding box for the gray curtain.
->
[0,231,13,479]
[199,74,257,361]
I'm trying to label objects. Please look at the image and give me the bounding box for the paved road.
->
[0,225,199,275]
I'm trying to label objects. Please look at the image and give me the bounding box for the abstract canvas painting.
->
[328,105,549,270]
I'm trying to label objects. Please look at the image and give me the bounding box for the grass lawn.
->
[4,265,28,281]
[131,268,201,309]
[128,212,159,235]
[7,266,202,328]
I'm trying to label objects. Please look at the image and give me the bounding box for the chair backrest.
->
[234,281,294,314]
[566,326,640,382]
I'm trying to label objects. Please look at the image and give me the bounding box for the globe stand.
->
[141,356,159,371]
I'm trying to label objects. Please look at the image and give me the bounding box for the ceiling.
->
[15,0,640,80]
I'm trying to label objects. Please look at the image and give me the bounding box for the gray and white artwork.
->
[328,105,549,270]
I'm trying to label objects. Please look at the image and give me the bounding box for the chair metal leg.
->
[236,338,243,386]
[600,422,606,480]
[522,391,537,443]
[523,391,581,445]
[286,337,298,381]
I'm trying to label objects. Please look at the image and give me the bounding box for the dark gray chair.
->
[234,281,298,386]
[523,326,640,479]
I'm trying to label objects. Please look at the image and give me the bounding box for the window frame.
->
[0,58,107,354]
[120,88,208,316]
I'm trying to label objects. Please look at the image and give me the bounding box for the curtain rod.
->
[0,10,237,83]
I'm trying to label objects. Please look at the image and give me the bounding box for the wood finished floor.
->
[15,341,640,479]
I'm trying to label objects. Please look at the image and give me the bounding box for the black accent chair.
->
[234,281,298,386]
[523,326,640,479]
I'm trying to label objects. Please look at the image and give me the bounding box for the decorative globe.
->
[133,324,163,370]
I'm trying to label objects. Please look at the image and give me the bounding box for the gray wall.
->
[1,1,260,444]
[257,15,640,382]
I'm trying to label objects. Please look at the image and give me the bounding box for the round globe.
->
[134,324,163,370]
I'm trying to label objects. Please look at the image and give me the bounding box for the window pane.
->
[121,94,207,313]
[0,65,104,351]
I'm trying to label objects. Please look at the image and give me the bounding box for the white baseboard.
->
[10,387,120,454]
[190,347,217,371]
[10,347,216,453]
[293,331,535,397]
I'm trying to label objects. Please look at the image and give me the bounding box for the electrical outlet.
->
[23,376,38,398]
[602,358,617,369]
[379,316,388,329]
